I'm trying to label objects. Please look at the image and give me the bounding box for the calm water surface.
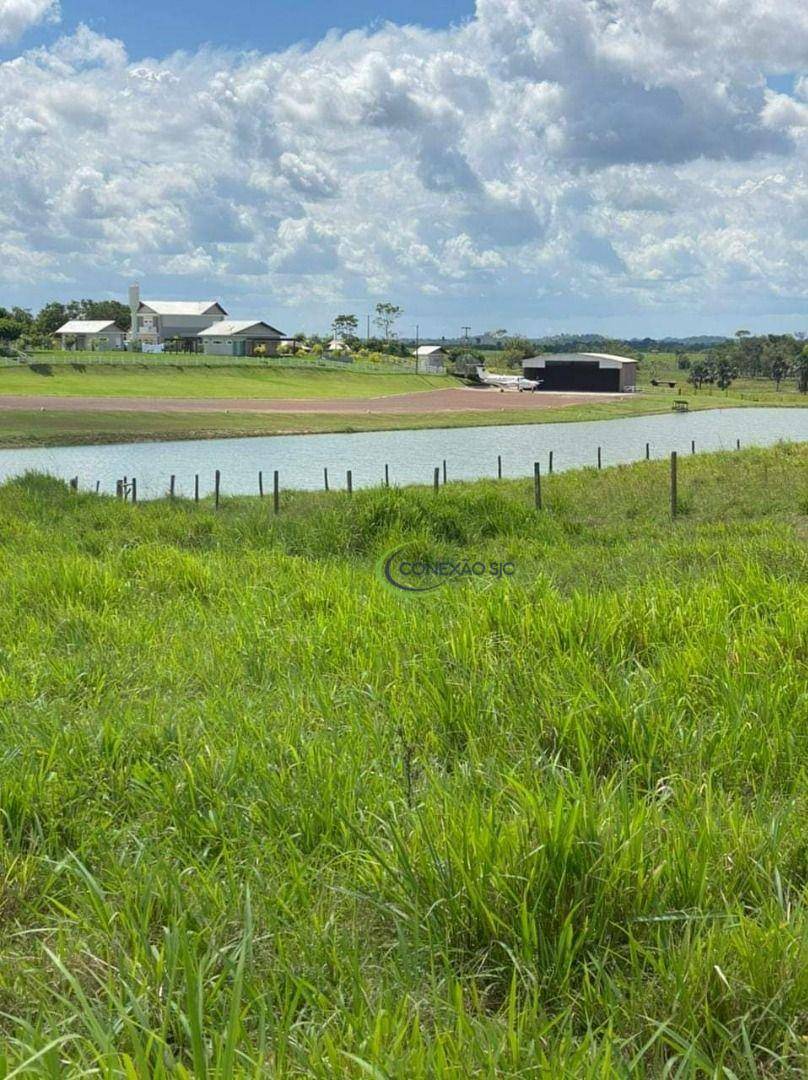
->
[0,407,805,499]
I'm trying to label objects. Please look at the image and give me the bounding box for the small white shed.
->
[56,320,126,351]
[414,345,448,373]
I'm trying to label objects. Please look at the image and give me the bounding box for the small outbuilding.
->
[326,338,351,354]
[196,320,285,357]
[56,320,126,351]
[522,352,637,392]
[414,345,448,373]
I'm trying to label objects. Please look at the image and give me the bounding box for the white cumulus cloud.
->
[1,1,808,334]
[0,0,58,44]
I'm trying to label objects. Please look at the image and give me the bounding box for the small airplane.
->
[473,365,543,392]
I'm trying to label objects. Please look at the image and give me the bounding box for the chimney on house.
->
[128,282,140,340]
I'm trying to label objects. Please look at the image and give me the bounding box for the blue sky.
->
[5,1,475,58]
[0,0,806,337]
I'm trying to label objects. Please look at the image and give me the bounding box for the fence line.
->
[4,351,427,375]
[65,437,752,507]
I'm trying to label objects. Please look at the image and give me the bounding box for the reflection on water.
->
[0,407,805,500]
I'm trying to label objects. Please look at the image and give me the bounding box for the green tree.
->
[0,317,26,344]
[34,302,70,336]
[795,347,808,394]
[732,329,763,377]
[373,302,403,341]
[5,306,33,327]
[499,336,533,369]
[770,355,790,391]
[687,359,711,390]
[78,299,131,331]
[332,314,359,342]
[713,355,738,391]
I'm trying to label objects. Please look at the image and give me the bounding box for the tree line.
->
[681,332,808,393]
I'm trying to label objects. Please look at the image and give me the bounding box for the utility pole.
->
[415,324,419,374]
[462,326,471,348]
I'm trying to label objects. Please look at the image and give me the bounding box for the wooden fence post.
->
[170,474,176,498]
[548,450,553,475]
[258,471,264,498]
[214,469,220,509]
[116,479,122,499]
[670,451,678,518]
[433,467,440,493]
[534,462,542,509]
[384,463,389,488]
[273,470,280,514]
[442,459,447,484]
[131,477,137,505]
[736,438,741,450]
[645,442,650,460]
[324,467,329,492]
[497,454,502,479]
[194,474,199,503]
[597,446,602,469]
[691,439,695,455]
[69,476,78,492]
[347,470,353,496]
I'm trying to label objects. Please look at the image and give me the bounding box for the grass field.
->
[0,365,447,400]
[0,444,806,1075]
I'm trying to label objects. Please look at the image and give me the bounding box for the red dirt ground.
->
[0,387,628,415]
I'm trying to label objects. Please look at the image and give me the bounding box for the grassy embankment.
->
[0,443,806,1075]
[0,364,449,399]
[0,353,805,447]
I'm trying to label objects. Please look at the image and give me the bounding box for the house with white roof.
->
[197,320,286,357]
[326,337,351,354]
[128,283,227,346]
[56,320,126,351]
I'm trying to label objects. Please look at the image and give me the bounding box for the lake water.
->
[0,407,805,499]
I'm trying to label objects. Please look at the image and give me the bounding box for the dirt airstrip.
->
[0,387,628,415]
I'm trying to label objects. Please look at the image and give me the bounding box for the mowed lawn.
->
[0,444,806,1075]
[0,364,450,399]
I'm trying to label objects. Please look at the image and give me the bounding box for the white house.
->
[414,345,448,373]
[326,337,351,354]
[56,320,126,351]
[196,320,286,357]
[128,283,227,346]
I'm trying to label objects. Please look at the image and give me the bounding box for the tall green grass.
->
[0,444,805,1076]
